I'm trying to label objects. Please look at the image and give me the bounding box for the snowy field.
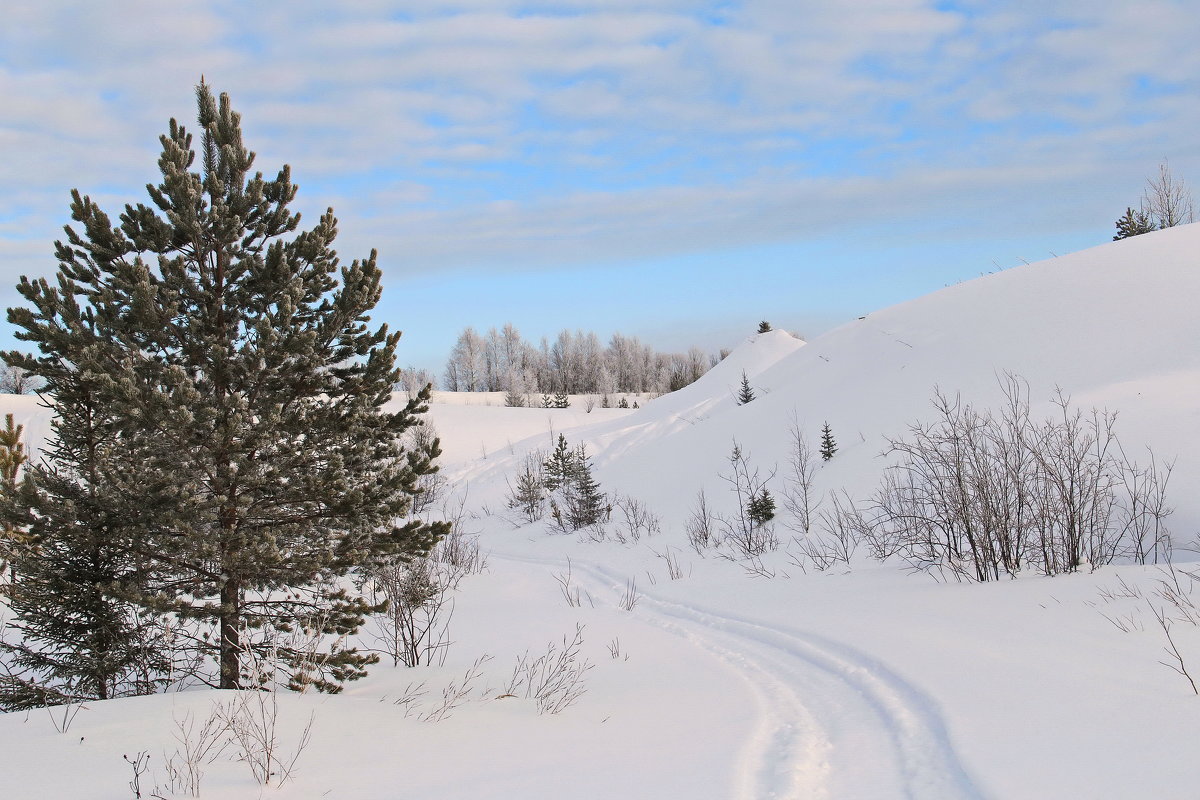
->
[2,224,1199,798]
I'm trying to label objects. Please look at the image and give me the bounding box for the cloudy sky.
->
[2,1,1197,372]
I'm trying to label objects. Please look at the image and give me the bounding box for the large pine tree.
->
[5,82,446,692]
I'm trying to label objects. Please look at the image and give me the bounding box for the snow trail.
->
[495,552,983,799]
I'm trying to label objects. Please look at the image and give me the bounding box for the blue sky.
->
[2,1,1197,373]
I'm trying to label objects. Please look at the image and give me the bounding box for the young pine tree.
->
[507,456,546,524]
[5,82,446,692]
[737,371,755,405]
[747,489,776,529]
[0,383,168,709]
[564,444,606,530]
[820,422,838,462]
[542,434,576,493]
[1113,206,1156,240]
[0,414,30,580]
[757,321,772,333]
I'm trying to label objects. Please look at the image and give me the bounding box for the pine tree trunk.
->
[219,575,241,690]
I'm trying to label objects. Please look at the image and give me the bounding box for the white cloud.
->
[1,0,1198,300]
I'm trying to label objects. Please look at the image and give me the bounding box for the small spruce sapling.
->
[737,371,755,405]
[747,489,776,528]
[757,321,772,333]
[542,435,576,493]
[820,422,838,462]
[507,456,546,523]
[565,444,607,529]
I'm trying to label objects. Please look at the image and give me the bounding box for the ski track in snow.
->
[494,551,983,800]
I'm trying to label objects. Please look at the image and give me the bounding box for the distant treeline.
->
[397,324,725,396]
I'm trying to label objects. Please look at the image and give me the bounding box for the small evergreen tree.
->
[542,434,576,493]
[563,444,606,530]
[0,414,30,580]
[737,371,755,405]
[540,393,554,408]
[820,422,838,461]
[617,397,629,409]
[1113,207,1155,240]
[507,457,546,524]
[747,489,776,528]
[757,321,772,333]
[553,391,570,409]
[0,387,168,709]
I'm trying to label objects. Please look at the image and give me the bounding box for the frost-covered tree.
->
[0,364,38,395]
[444,327,486,392]
[5,82,446,692]
[1142,159,1194,230]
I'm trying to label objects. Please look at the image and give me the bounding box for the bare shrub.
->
[363,494,485,669]
[1114,445,1174,566]
[369,557,453,667]
[781,415,821,536]
[504,625,592,714]
[653,546,686,580]
[1105,564,1200,694]
[123,751,150,799]
[618,578,640,612]
[875,377,1174,581]
[685,490,719,554]
[422,655,492,723]
[214,690,314,787]
[607,637,626,660]
[793,490,867,571]
[614,495,661,543]
[716,442,778,559]
[392,680,429,718]
[553,560,590,608]
[430,528,488,590]
[163,708,230,797]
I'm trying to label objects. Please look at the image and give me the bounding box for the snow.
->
[2,224,1200,798]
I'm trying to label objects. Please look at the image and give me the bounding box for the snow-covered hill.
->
[454,223,1200,532]
[1,225,1199,798]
